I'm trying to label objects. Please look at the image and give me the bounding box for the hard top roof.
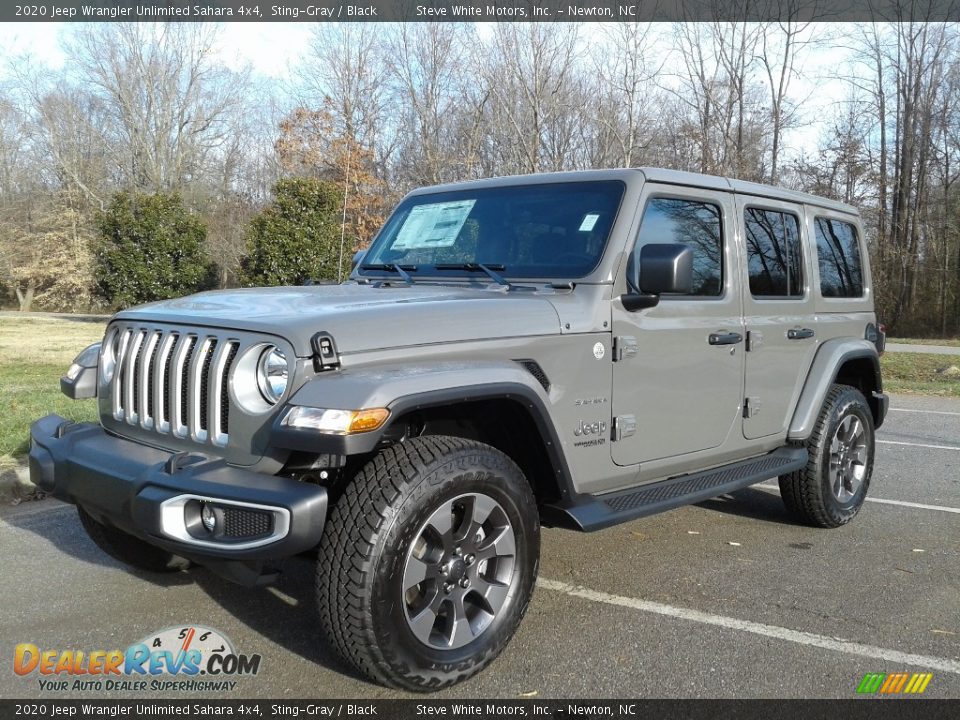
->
[408,167,859,216]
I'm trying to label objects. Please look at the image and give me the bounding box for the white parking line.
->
[878,439,960,452]
[890,408,960,417]
[754,483,960,514]
[537,578,960,675]
[866,497,960,514]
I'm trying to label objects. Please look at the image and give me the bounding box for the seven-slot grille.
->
[109,326,239,447]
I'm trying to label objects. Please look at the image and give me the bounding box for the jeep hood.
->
[114,284,563,356]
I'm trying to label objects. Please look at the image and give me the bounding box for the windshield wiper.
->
[359,263,417,286]
[435,263,510,287]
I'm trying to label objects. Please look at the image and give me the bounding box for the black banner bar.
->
[2,700,959,720]
[3,0,960,23]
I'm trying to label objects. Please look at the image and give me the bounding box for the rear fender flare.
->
[788,339,883,441]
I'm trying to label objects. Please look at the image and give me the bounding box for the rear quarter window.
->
[814,218,864,298]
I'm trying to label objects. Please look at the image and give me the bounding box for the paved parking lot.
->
[2,393,958,699]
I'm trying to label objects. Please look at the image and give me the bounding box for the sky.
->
[0,21,314,76]
[0,21,854,161]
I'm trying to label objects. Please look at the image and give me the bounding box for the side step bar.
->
[542,446,808,532]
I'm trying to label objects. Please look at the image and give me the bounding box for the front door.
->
[611,185,744,467]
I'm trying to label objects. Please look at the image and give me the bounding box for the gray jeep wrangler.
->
[30,168,887,691]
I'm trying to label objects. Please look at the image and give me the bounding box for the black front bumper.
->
[29,415,327,578]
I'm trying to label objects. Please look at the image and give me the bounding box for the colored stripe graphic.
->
[857,673,885,693]
[892,673,909,693]
[858,672,933,695]
[879,674,899,693]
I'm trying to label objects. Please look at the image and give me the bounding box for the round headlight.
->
[257,347,288,404]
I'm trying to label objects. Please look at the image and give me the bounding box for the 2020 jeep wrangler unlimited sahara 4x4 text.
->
[31,168,887,691]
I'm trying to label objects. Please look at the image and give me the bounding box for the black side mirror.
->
[640,243,694,294]
[351,249,366,271]
[621,243,694,311]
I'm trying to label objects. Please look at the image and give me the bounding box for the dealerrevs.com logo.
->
[14,625,262,692]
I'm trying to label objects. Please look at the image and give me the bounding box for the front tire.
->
[316,436,540,692]
[779,384,875,528]
[77,506,191,572]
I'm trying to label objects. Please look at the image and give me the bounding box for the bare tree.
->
[388,23,474,186]
[758,9,818,183]
[299,23,393,171]
[790,92,872,205]
[0,93,25,197]
[480,23,584,174]
[670,19,766,179]
[858,21,957,329]
[65,23,250,193]
[591,22,662,167]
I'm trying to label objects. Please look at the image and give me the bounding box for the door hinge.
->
[612,414,637,441]
[746,330,763,352]
[613,335,638,362]
[743,397,762,418]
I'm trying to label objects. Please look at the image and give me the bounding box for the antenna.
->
[337,139,351,284]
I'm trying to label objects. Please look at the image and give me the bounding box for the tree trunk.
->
[15,282,35,312]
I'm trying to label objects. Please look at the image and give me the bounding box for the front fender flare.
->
[270,361,574,499]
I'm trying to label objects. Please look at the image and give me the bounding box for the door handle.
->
[787,328,815,340]
[708,331,743,346]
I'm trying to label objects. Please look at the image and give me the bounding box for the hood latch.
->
[311,332,341,372]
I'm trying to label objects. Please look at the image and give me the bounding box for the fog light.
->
[201,504,217,533]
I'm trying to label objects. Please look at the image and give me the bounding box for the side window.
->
[636,198,723,296]
[815,218,864,298]
[744,207,804,298]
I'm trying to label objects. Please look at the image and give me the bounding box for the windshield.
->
[359,180,625,280]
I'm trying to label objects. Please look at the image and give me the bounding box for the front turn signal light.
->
[282,406,390,435]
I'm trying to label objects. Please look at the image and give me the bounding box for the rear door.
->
[611,185,744,466]
[737,197,818,439]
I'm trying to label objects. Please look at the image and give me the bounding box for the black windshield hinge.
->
[312,332,341,372]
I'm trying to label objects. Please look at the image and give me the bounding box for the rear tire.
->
[78,507,191,573]
[779,384,875,528]
[316,435,539,692]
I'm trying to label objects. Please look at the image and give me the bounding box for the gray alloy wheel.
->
[316,435,539,691]
[779,383,875,528]
[828,414,869,503]
[402,492,516,650]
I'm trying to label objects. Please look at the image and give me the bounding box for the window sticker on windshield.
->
[578,213,600,232]
[392,200,476,250]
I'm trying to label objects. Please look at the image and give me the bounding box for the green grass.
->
[888,337,960,347]
[0,363,99,459]
[0,316,103,499]
[881,352,960,397]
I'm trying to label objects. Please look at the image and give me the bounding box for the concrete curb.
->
[0,462,39,504]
